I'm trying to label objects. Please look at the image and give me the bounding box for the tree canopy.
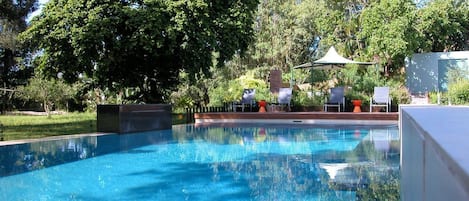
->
[20,0,259,103]
[0,0,38,87]
[7,0,469,109]
[248,0,468,76]
[358,0,419,75]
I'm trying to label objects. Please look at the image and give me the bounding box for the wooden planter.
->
[97,104,172,133]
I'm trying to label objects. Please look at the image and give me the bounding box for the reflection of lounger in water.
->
[370,129,391,152]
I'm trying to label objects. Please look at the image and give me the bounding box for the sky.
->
[26,0,431,23]
[27,0,48,22]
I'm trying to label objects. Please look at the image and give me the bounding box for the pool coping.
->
[194,112,399,125]
[0,133,111,146]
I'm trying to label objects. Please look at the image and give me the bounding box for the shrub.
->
[428,91,449,105]
[345,89,369,105]
[390,85,411,105]
[292,90,324,106]
[208,72,269,106]
[448,79,469,105]
[16,76,74,116]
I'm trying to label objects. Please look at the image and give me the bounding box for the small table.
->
[352,100,362,112]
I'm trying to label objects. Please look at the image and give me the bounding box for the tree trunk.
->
[44,100,51,118]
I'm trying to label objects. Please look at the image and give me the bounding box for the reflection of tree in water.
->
[331,135,400,201]
[0,124,401,199]
[169,125,401,200]
[172,126,245,144]
[172,125,330,145]
[0,137,97,176]
[355,165,400,201]
[210,154,349,200]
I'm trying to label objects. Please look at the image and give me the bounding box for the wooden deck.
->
[194,112,399,125]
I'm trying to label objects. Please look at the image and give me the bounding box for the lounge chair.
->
[370,87,391,113]
[277,87,293,111]
[324,87,345,112]
[232,89,256,112]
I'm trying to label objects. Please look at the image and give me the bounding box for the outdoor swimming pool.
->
[0,123,400,200]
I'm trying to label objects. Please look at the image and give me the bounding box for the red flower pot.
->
[258,100,267,107]
[258,100,267,112]
[352,100,362,112]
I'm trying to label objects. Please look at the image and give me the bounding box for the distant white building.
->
[405,51,469,95]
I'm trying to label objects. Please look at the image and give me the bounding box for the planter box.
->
[97,104,172,133]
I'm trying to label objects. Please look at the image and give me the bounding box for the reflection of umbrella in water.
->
[319,163,349,180]
[319,162,371,190]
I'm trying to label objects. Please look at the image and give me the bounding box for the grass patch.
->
[0,112,96,141]
[0,112,188,141]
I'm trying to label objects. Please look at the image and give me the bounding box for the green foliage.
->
[8,0,469,110]
[0,0,38,101]
[436,65,469,105]
[291,90,324,106]
[428,91,449,105]
[338,65,410,105]
[79,86,142,113]
[448,80,469,105]
[251,0,328,73]
[15,76,74,115]
[345,89,369,104]
[207,68,271,108]
[0,112,96,140]
[170,70,212,111]
[339,65,383,95]
[19,0,259,103]
[416,0,469,52]
[208,80,243,107]
[359,0,419,75]
[309,69,329,85]
[356,173,400,201]
[390,85,412,105]
[255,87,274,102]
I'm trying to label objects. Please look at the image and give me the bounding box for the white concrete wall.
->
[405,51,469,95]
[400,106,469,201]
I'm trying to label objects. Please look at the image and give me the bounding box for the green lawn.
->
[0,112,97,141]
[0,112,188,141]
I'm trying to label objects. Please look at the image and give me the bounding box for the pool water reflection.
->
[0,124,400,201]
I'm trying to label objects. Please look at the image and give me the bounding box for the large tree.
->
[0,0,38,113]
[358,0,420,76]
[0,0,38,84]
[416,0,469,52]
[250,0,331,73]
[20,0,258,103]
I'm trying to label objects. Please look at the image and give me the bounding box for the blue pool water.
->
[0,124,400,201]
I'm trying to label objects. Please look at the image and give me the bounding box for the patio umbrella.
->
[290,46,376,87]
[294,46,375,70]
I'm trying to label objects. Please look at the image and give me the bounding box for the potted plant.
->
[345,89,368,111]
[256,88,274,103]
